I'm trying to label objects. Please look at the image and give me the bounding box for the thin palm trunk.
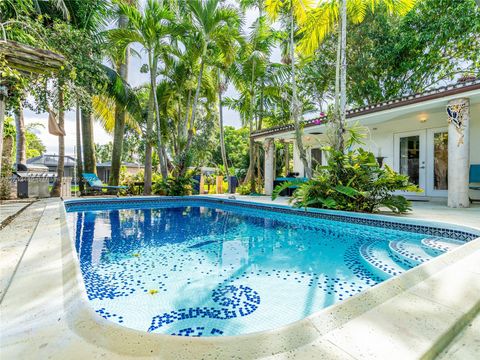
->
[0,92,5,173]
[245,60,257,192]
[110,12,129,186]
[218,71,229,177]
[151,54,168,179]
[14,102,26,166]
[290,5,311,178]
[51,85,65,197]
[187,58,205,147]
[183,89,191,139]
[76,101,84,193]
[81,102,97,174]
[180,57,205,176]
[338,0,347,151]
[144,73,155,195]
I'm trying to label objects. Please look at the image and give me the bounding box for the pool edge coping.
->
[60,196,480,358]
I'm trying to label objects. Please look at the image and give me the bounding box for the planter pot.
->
[227,176,238,194]
[192,175,201,194]
[215,176,224,194]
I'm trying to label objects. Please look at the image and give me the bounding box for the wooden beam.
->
[0,40,65,74]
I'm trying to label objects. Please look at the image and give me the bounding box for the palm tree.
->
[108,0,135,186]
[297,0,416,151]
[176,0,241,176]
[109,0,177,193]
[225,8,277,191]
[265,0,314,178]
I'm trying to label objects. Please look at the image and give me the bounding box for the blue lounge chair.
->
[470,165,480,203]
[82,173,128,195]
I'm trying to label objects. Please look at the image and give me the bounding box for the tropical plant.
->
[273,146,420,213]
[265,0,314,178]
[109,0,178,191]
[297,0,416,151]
[176,0,242,177]
[152,173,197,196]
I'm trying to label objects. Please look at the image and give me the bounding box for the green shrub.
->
[236,184,251,195]
[152,174,197,196]
[273,147,421,213]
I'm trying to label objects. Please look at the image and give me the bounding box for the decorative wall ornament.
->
[446,102,468,146]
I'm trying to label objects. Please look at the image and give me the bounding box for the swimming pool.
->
[65,197,477,337]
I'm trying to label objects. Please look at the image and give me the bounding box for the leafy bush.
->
[236,184,252,195]
[273,147,421,213]
[119,168,144,195]
[152,174,197,196]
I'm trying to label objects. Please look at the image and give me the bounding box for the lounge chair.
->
[82,173,128,195]
[469,165,480,203]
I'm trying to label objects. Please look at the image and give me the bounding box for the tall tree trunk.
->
[179,57,205,176]
[81,103,97,174]
[76,101,84,194]
[0,91,5,173]
[338,0,347,151]
[51,85,65,197]
[244,60,257,192]
[284,141,290,175]
[290,5,311,178]
[110,12,129,186]
[218,71,229,177]
[150,54,168,179]
[14,101,26,166]
[143,88,154,195]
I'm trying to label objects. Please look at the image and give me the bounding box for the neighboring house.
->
[27,154,77,178]
[27,155,142,183]
[252,78,480,208]
[97,162,142,183]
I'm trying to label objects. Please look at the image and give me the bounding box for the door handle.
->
[420,166,425,169]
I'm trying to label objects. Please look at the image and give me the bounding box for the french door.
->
[394,131,427,196]
[426,128,448,197]
[394,128,449,197]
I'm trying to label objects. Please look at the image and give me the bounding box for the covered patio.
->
[253,79,480,208]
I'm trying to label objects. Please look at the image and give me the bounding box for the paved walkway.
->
[0,200,34,227]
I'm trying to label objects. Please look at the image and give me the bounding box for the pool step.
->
[388,240,434,268]
[421,237,463,255]
[359,241,410,281]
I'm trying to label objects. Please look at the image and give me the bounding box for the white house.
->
[252,78,480,208]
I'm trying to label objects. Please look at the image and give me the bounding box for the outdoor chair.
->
[82,173,129,196]
[469,165,480,203]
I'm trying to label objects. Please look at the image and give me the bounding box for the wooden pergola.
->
[0,40,65,171]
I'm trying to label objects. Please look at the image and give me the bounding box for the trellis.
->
[0,40,65,171]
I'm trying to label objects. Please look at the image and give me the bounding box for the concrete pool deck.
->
[0,196,479,359]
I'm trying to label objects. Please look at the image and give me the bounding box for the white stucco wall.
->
[294,101,480,198]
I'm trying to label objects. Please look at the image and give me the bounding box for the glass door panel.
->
[433,132,448,191]
[394,131,426,195]
[399,136,420,185]
[427,128,448,196]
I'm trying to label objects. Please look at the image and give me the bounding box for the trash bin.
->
[227,176,238,194]
[192,175,201,194]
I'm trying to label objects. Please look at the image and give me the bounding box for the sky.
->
[21,3,277,157]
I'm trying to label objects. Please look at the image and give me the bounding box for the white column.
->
[264,138,275,196]
[447,98,470,208]
[292,139,305,177]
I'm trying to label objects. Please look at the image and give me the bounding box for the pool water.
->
[66,200,466,337]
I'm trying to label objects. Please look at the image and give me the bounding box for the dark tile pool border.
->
[63,196,480,242]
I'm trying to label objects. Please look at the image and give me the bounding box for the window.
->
[311,148,322,169]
